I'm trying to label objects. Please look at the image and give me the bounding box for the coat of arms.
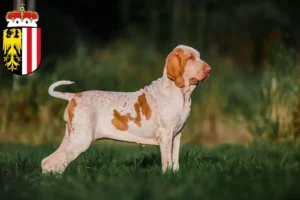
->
[2,2,41,75]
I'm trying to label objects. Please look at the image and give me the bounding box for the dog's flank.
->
[111,93,152,131]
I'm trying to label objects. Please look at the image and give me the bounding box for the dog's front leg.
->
[172,132,181,171]
[156,128,173,173]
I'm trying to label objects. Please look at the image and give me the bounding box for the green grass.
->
[1,141,300,200]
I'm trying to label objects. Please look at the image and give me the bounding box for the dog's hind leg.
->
[41,103,94,174]
[41,124,70,174]
[41,122,94,174]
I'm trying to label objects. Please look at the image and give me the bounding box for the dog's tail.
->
[48,80,75,101]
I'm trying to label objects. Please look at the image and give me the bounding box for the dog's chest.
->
[175,100,191,132]
[157,94,191,130]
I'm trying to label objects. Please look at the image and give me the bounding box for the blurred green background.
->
[0,0,299,145]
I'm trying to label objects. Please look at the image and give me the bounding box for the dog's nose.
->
[206,66,211,73]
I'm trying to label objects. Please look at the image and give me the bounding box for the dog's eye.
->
[188,56,195,60]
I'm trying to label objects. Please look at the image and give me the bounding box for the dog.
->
[41,45,211,173]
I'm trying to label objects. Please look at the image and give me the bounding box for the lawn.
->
[1,141,300,200]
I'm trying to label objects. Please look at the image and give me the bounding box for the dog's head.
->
[165,45,211,88]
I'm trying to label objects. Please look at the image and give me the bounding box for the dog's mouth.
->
[201,74,209,81]
[189,78,199,85]
[190,74,210,85]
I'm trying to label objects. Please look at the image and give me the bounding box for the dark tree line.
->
[1,0,299,83]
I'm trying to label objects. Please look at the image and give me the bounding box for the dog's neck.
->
[165,74,196,107]
[143,67,196,107]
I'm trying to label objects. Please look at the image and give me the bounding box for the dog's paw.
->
[41,155,67,174]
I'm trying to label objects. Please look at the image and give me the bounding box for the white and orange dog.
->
[41,45,211,174]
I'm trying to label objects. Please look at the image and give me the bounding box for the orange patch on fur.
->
[131,103,142,127]
[112,109,130,131]
[75,92,82,97]
[137,93,152,120]
[111,93,151,131]
[67,98,77,132]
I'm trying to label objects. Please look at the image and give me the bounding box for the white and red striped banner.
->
[21,28,41,75]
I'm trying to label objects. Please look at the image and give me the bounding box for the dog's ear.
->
[166,48,187,88]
